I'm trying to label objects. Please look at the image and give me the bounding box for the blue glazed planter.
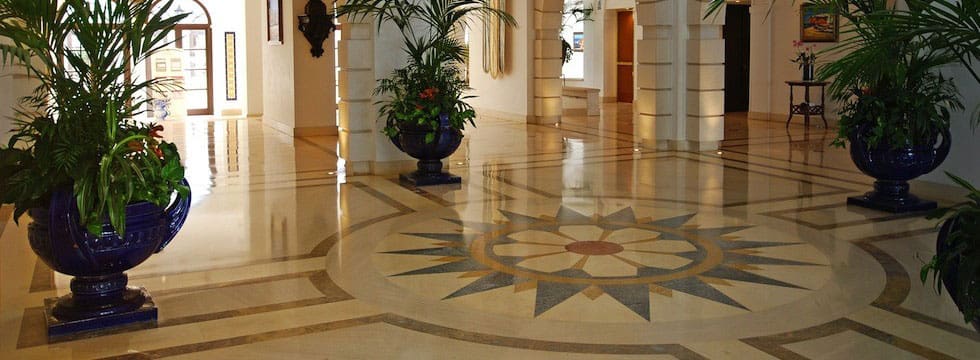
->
[28,180,191,336]
[847,126,950,213]
[395,114,463,186]
[935,218,980,332]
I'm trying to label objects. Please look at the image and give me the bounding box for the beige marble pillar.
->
[634,0,678,149]
[337,15,377,174]
[685,1,725,151]
[533,0,563,124]
[634,0,725,151]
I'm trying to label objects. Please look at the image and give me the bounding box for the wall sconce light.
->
[297,0,336,58]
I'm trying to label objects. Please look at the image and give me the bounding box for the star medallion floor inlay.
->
[329,197,885,344]
[381,205,828,321]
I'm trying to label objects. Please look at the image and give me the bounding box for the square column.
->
[337,18,377,174]
[533,0,563,124]
[686,2,725,150]
[634,0,677,149]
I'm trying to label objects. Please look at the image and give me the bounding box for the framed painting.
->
[572,32,585,51]
[800,3,839,43]
[267,0,283,44]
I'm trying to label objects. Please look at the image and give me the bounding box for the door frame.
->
[174,24,214,116]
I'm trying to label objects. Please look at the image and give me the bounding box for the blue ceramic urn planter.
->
[395,114,464,186]
[28,179,191,338]
[846,126,950,213]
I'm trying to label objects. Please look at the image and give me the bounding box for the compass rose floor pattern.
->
[2,111,980,359]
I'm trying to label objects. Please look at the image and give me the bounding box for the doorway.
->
[616,11,634,103]
[173,25,214,115]
[151,0,214,116]
[724,5,750,113]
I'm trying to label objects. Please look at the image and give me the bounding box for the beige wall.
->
[0,70,34,136]
[921,68,980,186]
[262,0,298,134]
[261,0,337,136]
[748,0,846,122]
[467,0,534,121]
[244,0,265,116]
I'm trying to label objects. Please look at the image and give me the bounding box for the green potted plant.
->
[0,0,191,337]
[336,0,514,186]
[922,173,980,331]
[709,0,974,213]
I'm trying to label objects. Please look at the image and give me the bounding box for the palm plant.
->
[0,0,188,235]
[923,172,980,325]
[336,0,515,140]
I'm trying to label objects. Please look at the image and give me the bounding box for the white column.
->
[748,0,772,120]
[686,1,725,150]
[634,0,678,149]
[533,0,563,124]
[337,15,377,174]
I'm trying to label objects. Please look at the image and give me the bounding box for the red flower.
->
[149,124,164,138]
[153,146,164,159]
[419,87,440,100]
[127,140,144,152]
[415,104,425,110]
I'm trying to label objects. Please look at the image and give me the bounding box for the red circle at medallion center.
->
[565,241,624,256]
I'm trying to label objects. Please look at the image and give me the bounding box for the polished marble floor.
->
[1,106,978,359]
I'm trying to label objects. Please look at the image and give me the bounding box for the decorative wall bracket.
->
[297,0,337,58]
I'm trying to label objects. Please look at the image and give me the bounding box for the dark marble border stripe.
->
[762,203,928,231]
[18,272,354,349]
[845,319,957,360]
[742,318,956,360]
[852,231,980,342]
[389,178,455,207]
[382,315,708,359]
[678,151,871,191]
[96,314,388,360]
[157,297,346,328]
[493,154,856,207]
[717,146,864,176]
[130,181,416,281]
[151,270,320,297]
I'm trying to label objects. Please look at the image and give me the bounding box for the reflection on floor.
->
[1,107,977,359]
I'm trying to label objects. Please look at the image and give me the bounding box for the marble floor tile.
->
[1,110,977,359]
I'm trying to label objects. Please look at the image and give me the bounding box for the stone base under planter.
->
[847,193,937,213]
[400,171,462,186]
[44,287,157,339]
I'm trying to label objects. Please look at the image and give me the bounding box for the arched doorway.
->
[155,0,214,116]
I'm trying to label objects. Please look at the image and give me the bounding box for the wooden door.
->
[616,11,634,103]
[724,5,750,113]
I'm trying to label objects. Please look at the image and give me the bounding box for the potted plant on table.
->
[336,0,515,186]
[0,0,191,337]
